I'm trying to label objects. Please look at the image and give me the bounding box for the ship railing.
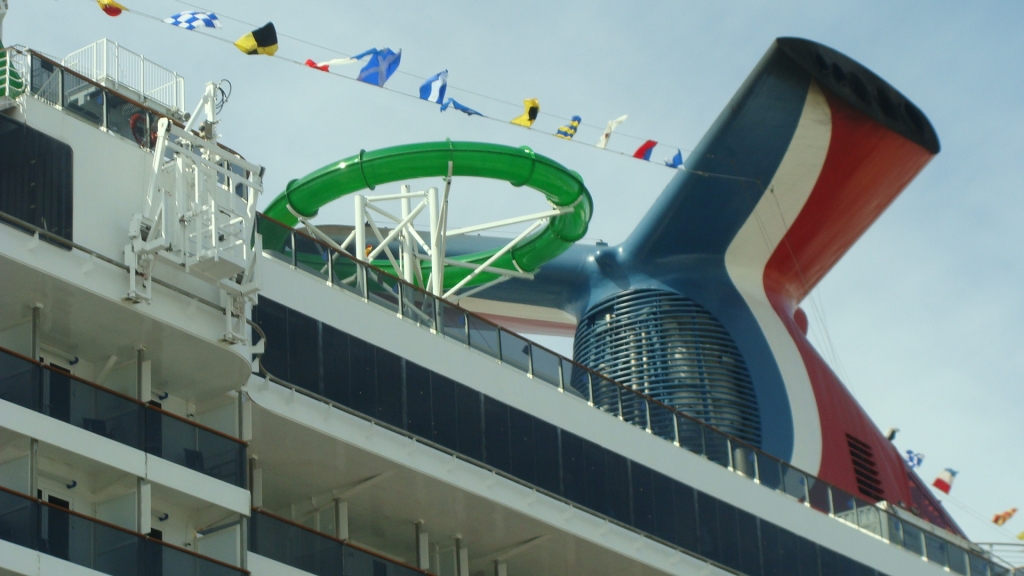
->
[255,212,1017,576]
[62,38,185,115]
[0,344,247,488]
[249,508,433,576]
[0,484,247,575]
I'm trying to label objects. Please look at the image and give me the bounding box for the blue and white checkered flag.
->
[163,11,222,31]
[904,450,924,469]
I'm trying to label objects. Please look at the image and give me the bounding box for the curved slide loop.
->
[262,140,593,291]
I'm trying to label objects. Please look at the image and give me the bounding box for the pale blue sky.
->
[7,0,1023,552]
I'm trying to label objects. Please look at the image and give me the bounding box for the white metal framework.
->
[294,163,570,301]
[125,82,263,343]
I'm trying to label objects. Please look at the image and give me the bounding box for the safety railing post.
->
[672,414,680,446]
[289,231,296,268]
[644,400,652,433]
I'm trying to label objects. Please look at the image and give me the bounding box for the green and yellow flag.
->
[234,22,278,56]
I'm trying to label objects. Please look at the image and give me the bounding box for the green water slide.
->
[262,140,593,290]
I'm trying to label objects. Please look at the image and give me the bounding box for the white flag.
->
[596,115,628,149]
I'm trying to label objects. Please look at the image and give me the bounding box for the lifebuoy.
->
[129,113,158,148]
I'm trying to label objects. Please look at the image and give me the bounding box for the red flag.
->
[304,59,329,72]
[932,468,957,494]
[633,140,657,160]
[97,0,128,16]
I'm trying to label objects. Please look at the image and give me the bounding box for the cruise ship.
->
[0,12,1019,576]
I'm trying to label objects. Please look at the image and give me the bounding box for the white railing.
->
[62,39,184,114]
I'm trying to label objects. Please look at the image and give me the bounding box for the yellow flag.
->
[97,0,128,16]
[234,22,279,56]
[1018,531,1024,541]
[510,98,539,128]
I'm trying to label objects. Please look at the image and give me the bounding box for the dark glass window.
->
[374,349,403,428]
[671,480,699,552]
[696,491,721,563]
[533,419,560,495]
[650,470,676,544]
[560,431,585,503]
[760,521,781,576]
[508,406,537,486]
[0,115,74,242]
[483,396,510,474]
[455,385,483,461]
[736,509,762,576]
[796,531,820,576]
[287,308,320,394]
[348,337,375,416]
[255,299,289,380]
[582,438,607,516]
[630,462,655,535]
[717,500,741,571]
[777,527,800,575]
[322,325,351,406]
[605,451,631,524]
[404,362,432,439]
[431,374,458,451]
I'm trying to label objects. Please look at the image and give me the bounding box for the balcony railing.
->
[249,509,428,576]
[256,213,1015,576]
[62,39,185,115]
[0,345,246,487]
[0,485,246,575]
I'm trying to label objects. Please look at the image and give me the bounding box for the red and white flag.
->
[932,468,957,494]
[993,508,1018,526]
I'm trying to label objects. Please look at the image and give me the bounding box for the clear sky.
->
[7,0,1023,556]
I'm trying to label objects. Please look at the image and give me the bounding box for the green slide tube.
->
[262,140,593,291]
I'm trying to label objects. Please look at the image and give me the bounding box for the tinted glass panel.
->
[630,462,655,535]
[374,348,403,428]
[736,508,762,576]
[439,302,468,344]
[757,452,783,491]
[467,315,500,359]
[650,470,676,544]
[582,439,607,516]
[531,346,561,387]
[704,429,730,467]
[322,326,351,406]
[924,532,948,567]
[947,547,967,575]
[0,115,74,242]
[671,481,699,552]
[499,330,530,373]
[508,407,536,485]
[605,451,630,523]
[348,337,376,416]
[431,374,458,451]
[295,233,330,280]
[455,385,483,461]
[404,362,431,439]
[717,500,741,571]
[696,491,720,563]
[287,308,320,394]
[969,554,991,576]
[365,269,400,313]
[796,533,820,576]
[560,431,585,503]
[901,522,924,556]
[483,396,510,473]
[532,419,560,495]
[63,72,103,127]
[761,522,783,576]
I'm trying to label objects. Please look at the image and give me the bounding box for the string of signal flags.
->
[904,450,1022,539]
[94,0,687,168]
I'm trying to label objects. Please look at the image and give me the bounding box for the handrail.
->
[251,508,436,576]
[0,343,246,445]
[0,484,249,574]
[256,212,1012,574]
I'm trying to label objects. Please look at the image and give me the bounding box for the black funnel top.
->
[776,37,940,154]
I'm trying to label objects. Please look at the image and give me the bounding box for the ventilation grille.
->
[572,289,761,448]
[846,434,885,501]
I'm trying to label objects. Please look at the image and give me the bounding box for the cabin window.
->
[0,115,73,242]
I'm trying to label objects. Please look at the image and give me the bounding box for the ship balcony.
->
[0,485,244,576]
[0,47,254,409]
[0,345,247,488]
[0,346,252,574]
[246,216,1006,576]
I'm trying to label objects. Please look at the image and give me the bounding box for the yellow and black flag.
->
[510,98,539,128]
[234,22,278,56]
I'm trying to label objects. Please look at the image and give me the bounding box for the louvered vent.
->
[846,434,885,501]
[572,289,762,448]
